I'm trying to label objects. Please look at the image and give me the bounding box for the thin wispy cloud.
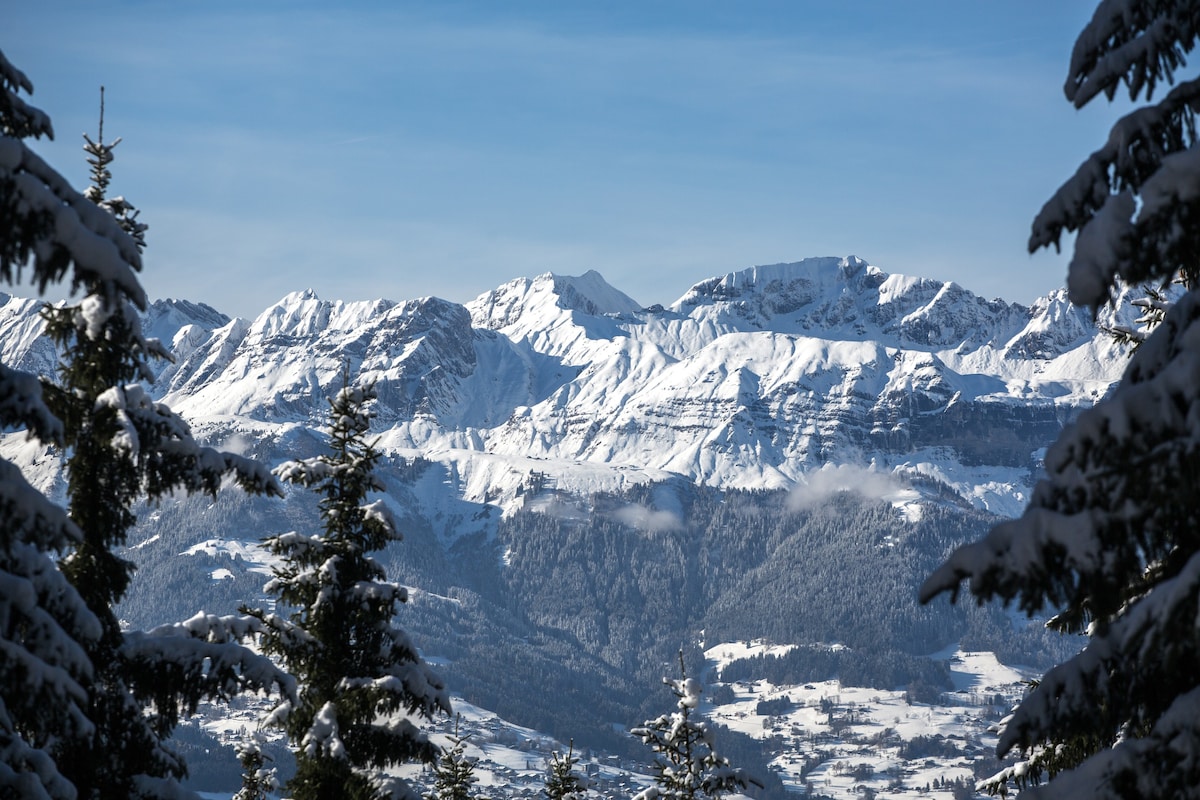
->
[612,504,683,533]
[787,464,914,512]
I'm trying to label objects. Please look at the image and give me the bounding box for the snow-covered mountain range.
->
[0,255,1134,522]
[0,254,1132,798]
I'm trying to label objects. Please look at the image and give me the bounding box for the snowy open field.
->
[194,692,657,800]
[182,537,281,581]
[705,641,1033,799]
[191,640,1031,800]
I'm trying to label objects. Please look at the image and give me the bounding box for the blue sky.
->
[9,2,1122,319]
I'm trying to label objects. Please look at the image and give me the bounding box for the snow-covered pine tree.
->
[1098,279,1177,350]
[427,717,478,800]
[543,741,586,800]
[248,375,449,800]
[0,48,146,800]
[0,54,143,299]
[39,96,292,800]
[233,734,278,800]
[920,3,1200,797]
[81,87,146,252]
[631,653,753,800]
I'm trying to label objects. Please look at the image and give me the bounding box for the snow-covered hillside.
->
[703,641,1032,800]
[0,256,1127,799]
[187,639,1037,800]
[0,256,1138,521]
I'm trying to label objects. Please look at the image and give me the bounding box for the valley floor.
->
[190,640,1031,800]
[706,642,1030,799]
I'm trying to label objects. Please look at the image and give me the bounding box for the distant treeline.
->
[720,645,953,692]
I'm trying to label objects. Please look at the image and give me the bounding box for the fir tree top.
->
[251,372,448,800]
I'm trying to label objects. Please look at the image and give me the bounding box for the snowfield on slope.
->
[704,641,1035,800]
[0,255,1144,534]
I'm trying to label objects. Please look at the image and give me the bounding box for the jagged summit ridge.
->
[674,255,871,308]
[670,256,1036,351]
[0,257,1145,517]
[470,270,641,327]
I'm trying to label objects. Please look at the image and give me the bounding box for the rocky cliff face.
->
[0,256,1138,520]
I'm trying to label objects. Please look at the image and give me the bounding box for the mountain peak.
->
[542,269,642,316]
[672,256,873,310]
[281,288,319,305]
[143,298,230,337]
[468,269,640,333]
